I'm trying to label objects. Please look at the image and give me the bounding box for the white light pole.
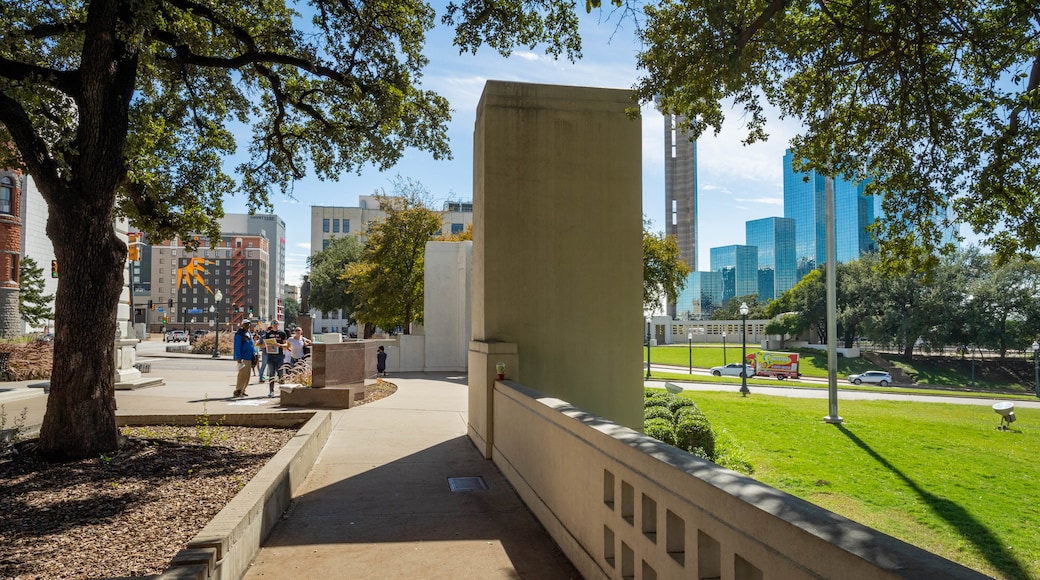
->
[722,331,727,365]
[1033,341,1039,398]
[211,289,223,358]
[739,302,749,397]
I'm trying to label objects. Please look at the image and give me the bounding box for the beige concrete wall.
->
[491,382,984,580]
[471,81,643,430]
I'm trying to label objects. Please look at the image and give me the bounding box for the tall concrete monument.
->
[468,81,643,457]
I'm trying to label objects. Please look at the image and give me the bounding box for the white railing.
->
[488,380,985,580]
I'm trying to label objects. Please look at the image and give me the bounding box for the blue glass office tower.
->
[783,149,879,279]
[745,217,796,301]
[709,245,758,304]
[675,271,723,320]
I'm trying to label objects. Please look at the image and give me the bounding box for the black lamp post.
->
[211,289,223,359]
[1033,341,1039,398]
[645,316,652,379]
[687,331,693,374]
[739,302,749,397]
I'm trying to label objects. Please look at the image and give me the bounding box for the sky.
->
[220,7,806,288]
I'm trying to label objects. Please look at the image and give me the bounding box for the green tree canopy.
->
[634,1,1040,270]
[712,295,767,320]
[643,225,691,313]
[345,180,442,335]
[18,257,54,328]
[0,1,593,460]
[308,235,365,318]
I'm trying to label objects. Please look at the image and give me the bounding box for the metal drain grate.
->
[447,476,489,492]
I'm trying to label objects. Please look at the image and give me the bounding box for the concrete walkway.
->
[241,373,579,579]
[0,358,579,579]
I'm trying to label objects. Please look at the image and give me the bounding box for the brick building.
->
[0,170,22,338]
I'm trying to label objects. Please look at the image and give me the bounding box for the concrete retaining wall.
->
[148,411,334,580]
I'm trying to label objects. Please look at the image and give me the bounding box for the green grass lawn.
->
[648,344,880,379]
[673,390,1039,579]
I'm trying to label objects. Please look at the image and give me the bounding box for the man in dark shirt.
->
[262,320,289,397]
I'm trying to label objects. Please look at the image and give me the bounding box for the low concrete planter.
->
[115,411,334,580]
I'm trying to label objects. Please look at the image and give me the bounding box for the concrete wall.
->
[492,380,985,580]
[423,241,471,372]
[469,81,644,440]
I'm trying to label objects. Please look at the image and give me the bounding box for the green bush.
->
[673,404,704,423]
[644,405,673,421]
[643,417,677,447]
[668,396,697,414]
[675,414,716,459]
[645,392,675,408]
[712,428,754,475]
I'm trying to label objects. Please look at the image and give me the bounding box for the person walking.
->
[262,320,289,397]
[232,320,256,397]
[256,322,272,382]
[376,345,388,377]
[287,327,312,368]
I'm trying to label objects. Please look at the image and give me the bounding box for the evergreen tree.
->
[19,257,54,328]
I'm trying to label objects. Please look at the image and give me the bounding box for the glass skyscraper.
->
[709,245,758,304]
[783,149,879,279]
[745,217,796,301]
[675,271,723,320]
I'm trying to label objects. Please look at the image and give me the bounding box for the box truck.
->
[747,351,801,380]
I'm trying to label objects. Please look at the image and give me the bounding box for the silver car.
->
[710,363,755,378]
[847,370,892,386]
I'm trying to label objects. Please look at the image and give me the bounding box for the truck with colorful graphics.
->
[746,351,801,380]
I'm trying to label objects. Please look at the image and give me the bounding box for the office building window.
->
[0,176,12,214]
[323,218,330,233]
[333,219,340,233]
[451,223,464,235]
[343,219,350,233]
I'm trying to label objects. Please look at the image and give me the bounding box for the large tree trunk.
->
[36,184,125,460]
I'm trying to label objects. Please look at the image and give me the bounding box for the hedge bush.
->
[643,417,677,447]
[675,414,716,458]
[644,405,673,422]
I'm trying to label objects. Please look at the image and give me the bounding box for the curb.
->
[116,411,335,580]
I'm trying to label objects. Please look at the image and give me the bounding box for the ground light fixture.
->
[993,402,1016,431]
[739,301,749,397]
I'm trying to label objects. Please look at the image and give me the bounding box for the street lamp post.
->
[739,302,749,397]
[211,289,223,359]
[722,332,727,365]
[687,331,693,374]
[645,317,652,379]
[1033,341,1039,398]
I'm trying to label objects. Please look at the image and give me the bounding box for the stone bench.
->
[279,384,365,409]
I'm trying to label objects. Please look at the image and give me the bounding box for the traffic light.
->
[168,298,173,308]
[248,304,253,316]
[127,232,140,261]
[148,300,154,310]
[232,303,238,313]
[50,260,58,278]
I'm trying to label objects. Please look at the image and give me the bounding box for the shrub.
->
[675,414,716,459]
[668,396,697,414]
[643,418,677,447]
[645,392,675,408]
[644,405,673,421]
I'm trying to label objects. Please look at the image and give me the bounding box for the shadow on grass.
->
[835,425,1027,579]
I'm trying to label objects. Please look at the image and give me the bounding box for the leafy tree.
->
[308,235,365,320]
[0,2,589,460]
[634,2,1040,270]
[643,225,691,313]
[18,257,54,328]
[764,313,803,348]
[345,180,441,335]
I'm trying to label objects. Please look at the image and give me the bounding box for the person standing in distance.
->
[256,322,272,382]
[263,320,289,397]
[232,320,256,397]
[376,345,388,377]
[287,327,312,367]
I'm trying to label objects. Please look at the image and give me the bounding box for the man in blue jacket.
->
[233,320,257,397]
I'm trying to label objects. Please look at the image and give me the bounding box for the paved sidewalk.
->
[242,373,578,579]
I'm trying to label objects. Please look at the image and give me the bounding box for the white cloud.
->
[513,51,540,62]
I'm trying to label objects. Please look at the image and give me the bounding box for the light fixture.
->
[739,301,749,397]
[993,402,1016,431]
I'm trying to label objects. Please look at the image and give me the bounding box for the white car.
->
[710,363,755,378]
[847,370,892,386]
